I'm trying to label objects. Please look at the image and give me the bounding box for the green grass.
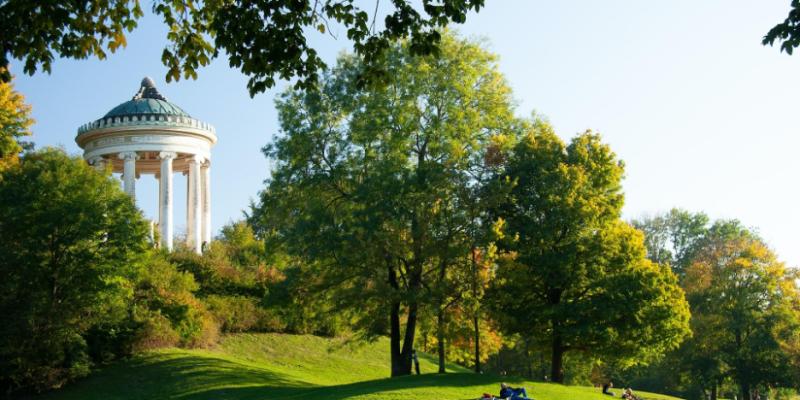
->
[35,333,683,400]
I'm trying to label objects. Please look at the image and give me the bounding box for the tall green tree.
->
[0,148,149,393]
[682,221,800,400]
[0,0,485,94]
[489,122,691,383]
[250,32,515,376]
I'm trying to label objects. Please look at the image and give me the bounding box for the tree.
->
[0,69,32,170]
[0,0,485,95]
[764,1,800,55]
[631,208,709,278]
[488,122,691,383]
[0,148,150,393]
[250,32,515,376]
[216,220,268,268]
[623,213,800,400]
[682,221,800,400]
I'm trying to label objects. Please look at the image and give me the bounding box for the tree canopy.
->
[250,32,515,376]
[681,221,800,400]
[0,0,485,95]
[0,70,32,170]
[624,212,800,400]
[631,208,709,278]
[488,123,691,383]
[0,148,150,392]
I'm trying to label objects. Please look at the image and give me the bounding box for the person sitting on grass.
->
[499,382,531,400]
[602,381,615,396]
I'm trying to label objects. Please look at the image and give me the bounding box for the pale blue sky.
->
[11,1,800,265]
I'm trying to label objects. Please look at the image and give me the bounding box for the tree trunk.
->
[710,384,717,400]
[398,301,418,376]
[390,299,404,376]
[473,314,481,373]
[388,262,408,377]
[470,244,481,374]
[740,382,751,400]
[497,346,503,374]
[523,337,533,379]
[548,289,565,383]
[437,308,446,373]
[551,333,565,383]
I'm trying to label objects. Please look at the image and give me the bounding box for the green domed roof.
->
[103,77,190,118]
[104,98,190,118]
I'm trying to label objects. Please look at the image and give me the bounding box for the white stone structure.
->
[76,77,217,253]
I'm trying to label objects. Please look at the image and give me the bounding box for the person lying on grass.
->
[499,382,532,400]
[621,388,640,400]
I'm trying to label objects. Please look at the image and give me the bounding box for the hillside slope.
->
[35,333,682,400]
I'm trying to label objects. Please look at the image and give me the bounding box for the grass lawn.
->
[34,333,682,400]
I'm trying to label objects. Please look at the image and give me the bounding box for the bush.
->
[204,295,286,333]
[132,253,219,349]
[170,249,268,298]
[0,149,149,393]
[130,310,180,351]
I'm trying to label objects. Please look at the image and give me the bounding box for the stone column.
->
[187,155,203,254]
[155,173,162,232]
[201,160,211,246]
[119,151,138,198]
[159,152,176,251]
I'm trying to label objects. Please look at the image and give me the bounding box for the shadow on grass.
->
[182,372,500,400]
[35,351,508,400]
[34,353,311,400]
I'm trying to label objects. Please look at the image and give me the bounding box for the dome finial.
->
[133,76,167,101]
[141,76,156,88]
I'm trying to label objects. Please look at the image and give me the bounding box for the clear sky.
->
[10,1,800,265]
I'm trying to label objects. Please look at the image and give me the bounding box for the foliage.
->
[629,214,800,400]
[260,263,351,336]
[488,123,691,383]
[764,1,800,55]
[0,70,33,170]
[250,32,516,376]
[132,253,219,350]
[0,0,486,95]
[0,148,149,393]
[630,209,709,277]
[204,294,285,333]
[169,247,271,298]
[216,221,268,268]
[417,309,503,370]
[681,221,800,400]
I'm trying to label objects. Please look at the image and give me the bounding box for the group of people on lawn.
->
[603,381,641,400]
[480,383,533,400]
[479,381,641,400]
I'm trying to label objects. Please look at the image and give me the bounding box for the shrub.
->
[132,253,219,349]
[130,310,180,351]
[0,149,148,393]
[204,295,286,333]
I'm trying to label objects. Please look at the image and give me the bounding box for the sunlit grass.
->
[36,333,683,400]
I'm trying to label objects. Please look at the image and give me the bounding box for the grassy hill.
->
[35,333,682,400]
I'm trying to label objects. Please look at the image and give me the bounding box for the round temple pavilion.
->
[75,77,217,253]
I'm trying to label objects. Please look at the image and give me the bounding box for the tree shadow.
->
[33,351,513,400]
[181,372,501,400]
[33,353,312,400]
